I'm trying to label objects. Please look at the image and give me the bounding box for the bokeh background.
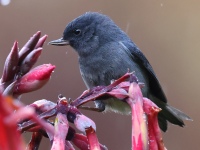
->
[0,0,199,149]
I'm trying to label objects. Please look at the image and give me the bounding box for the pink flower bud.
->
[18,31,41,64]
[34,35,48,49]
[20,48,42,75]
[2,81,16,96]
[13,64,55,95]
[1,41,19,83]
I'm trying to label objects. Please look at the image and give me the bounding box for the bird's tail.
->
[149,95,192,132]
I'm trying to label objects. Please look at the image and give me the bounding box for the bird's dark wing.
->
[120,41,167,103]
[119,41,191,132]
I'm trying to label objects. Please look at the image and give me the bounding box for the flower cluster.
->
[0,32,166,150]
[0,31,55,97]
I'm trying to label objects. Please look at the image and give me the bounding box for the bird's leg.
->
[78,106,104,112]
[78,100,106,112]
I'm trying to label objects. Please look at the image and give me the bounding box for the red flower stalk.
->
[13,64,55,95]
[71,72,132,107]
[51,113,69,150]
[143,98,166,150]
[126,82,148,150]
[85,126,101,150]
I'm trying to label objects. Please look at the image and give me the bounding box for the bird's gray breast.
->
[78,41,149,96]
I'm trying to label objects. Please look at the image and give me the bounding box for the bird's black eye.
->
[73,29,81,35]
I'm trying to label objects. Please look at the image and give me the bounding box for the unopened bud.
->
[13,64,55,95]
[1,41,19,83]
[35,35,48,49]
[18,31,41,64]
[20,48,42,75]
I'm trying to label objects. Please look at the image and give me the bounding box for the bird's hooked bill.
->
[48,38,69,46]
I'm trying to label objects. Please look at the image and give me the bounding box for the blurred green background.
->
[0,0,199,149]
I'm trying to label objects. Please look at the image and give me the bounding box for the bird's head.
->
[49,12,123,56]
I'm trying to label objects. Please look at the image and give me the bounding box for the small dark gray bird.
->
[49,12,190,131]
